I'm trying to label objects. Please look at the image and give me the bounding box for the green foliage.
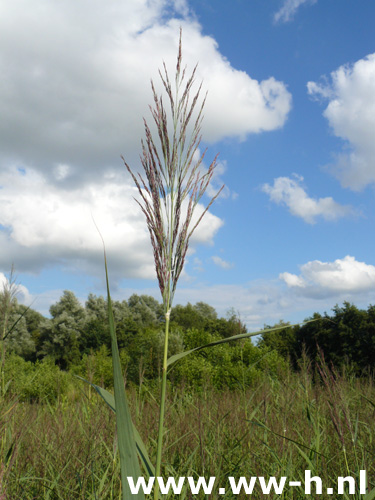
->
[171,302,217,331]
[193,301,217,320]
[4,354,71,402]
[172,328,289,390]
[171,303,201,330]
[258,320,299,365]
[38,291,86,368]
[173,355,214,388]
[127,294,163,327]
[302,302,375,371]
[183,326,219,349]
[260,303,375,374]
[78,315,110,354]
[73,345,130,388]
[17,303,44,359]
[4,291,375,390]
[2,300,36,360]
[123,327,183,384]
[171,302,245,338]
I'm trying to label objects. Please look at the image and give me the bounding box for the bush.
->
[72,345,130,388]
[4,354,71,402]
[171,329,289,390]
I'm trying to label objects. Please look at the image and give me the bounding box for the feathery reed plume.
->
[122,30,223,498]
[122,32,223,314]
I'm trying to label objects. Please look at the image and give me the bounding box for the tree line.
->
[3,290,280,390]
[259,302,375,374]
[1,290,374,392]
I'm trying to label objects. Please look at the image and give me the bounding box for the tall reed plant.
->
[122,32,223,498]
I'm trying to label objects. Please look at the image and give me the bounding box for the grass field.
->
[1,359,374,499]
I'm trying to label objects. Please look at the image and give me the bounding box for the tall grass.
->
[2,363,375,498]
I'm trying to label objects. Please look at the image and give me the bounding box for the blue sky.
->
[1,0,375,328]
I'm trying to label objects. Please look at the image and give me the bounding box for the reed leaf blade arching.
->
[167,321,317,367]
[75,376,155,479]
[104,251,145,500]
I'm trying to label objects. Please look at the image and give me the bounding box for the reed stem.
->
[154,312,170,500]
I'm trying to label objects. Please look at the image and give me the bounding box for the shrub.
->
[4,354,71,402]
[73,345,130,388]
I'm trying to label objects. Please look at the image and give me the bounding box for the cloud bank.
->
[0,167,223,282]
[262,175,354,223]
[308,53,375,190]
[0,0,292,183]
[0,0,292,281]
[18,254,375,328]
[175,255,375,328]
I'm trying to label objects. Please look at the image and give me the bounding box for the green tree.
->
[81,294,142,353]
[171,303,203,330]
[127,294,162,327]
[222,308,247,338]
[3,300,35,360]
[259,320,298,365]
[80,294,110,353]
[293,303,375,373]
[85,293,107,321]
[362,304,375,369]
[17,304,44,361]
[193,302,217,320]
[38,291,86,368]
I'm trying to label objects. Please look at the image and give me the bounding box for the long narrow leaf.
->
[167,321,315,367]
[76,376,155,478]
[104,250,144,500]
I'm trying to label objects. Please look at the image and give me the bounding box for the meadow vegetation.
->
[1,344,375,499]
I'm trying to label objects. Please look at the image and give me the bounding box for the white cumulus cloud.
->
[280,256,375,296]
[262,175,354,223]
[274,0,317,24]
[0,0,291,185]
[308,53,375,190]
[0,167,223,282]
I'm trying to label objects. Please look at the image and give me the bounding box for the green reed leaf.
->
[104,251,144,500]
[76,377,155,478]
[167,321,316,367]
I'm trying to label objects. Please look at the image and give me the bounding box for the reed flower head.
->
[122,32,223,313]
